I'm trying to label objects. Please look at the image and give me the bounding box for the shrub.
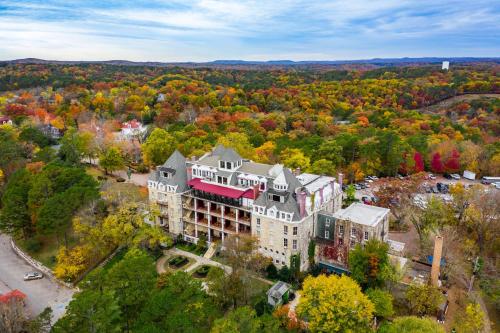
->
[168,256,188,268]
[135,163,149,173]
[116,177,126,182]
[266,263,278,279]
[194,265,211,278]
[25,238,42,253]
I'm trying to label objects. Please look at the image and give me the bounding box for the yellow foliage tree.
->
[296,275,374,333]
[53,244,93,281]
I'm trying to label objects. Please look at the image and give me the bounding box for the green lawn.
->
[16,231,78,269]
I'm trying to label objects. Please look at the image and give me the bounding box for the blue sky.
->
[0,0,499,61]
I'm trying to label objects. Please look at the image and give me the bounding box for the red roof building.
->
[0,289,26,304]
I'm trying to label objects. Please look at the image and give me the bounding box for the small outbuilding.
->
[267,281,292,307]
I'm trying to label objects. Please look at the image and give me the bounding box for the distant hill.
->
[1,57,499,68]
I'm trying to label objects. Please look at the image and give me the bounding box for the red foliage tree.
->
[430,152,444,173]
[413,152,425,173]
[444,149,460,172]
[260,119,277,131]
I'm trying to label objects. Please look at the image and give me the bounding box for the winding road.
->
[0,234,74,321]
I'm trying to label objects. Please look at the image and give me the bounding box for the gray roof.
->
[150,150,189,193]
[254,187,301,221]
[219,147,242,162]
[238,162,274,177]
[332,203,389,227]
[267,281,291,298]
[282,168,303,192]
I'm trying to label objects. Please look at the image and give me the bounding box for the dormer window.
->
[162,172,171,179]
[220,161,226,169]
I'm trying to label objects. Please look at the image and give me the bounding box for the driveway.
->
[0,234,74,321]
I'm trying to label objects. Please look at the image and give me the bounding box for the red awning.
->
[188,178,247,199]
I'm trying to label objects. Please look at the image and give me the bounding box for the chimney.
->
[431,236,443,287]
[298,191,306,218]
[186,166,192,181]
[338,173,344,190]
[252,184,260,199]
[295,167,301,176]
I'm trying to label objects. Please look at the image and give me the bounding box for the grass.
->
[16,230,78,270]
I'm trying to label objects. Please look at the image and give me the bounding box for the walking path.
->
[156,248,232,275]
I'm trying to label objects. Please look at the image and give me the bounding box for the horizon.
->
[0,1,499,62]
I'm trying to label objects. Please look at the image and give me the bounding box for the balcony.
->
[198,218,209,226]
[224,211,237,221]
[239,215,251,224]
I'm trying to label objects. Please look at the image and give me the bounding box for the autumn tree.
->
[349,240,394,289]
[296,274,374,333]
[280,148,310,171]
[460,302,485,333]
[405,283,443,316]
[141,128,176,166]
[99,146,124,175]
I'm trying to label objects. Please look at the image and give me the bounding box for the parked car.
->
[428,173,436,180]
[431,187,439,194]
[450,174,461,180]
[24,272,43,281]
[443,173,452,180]
[364,178,373,183]
[370,176,379,180]
[364,183,371,188]
[359,183,367,189]
[353,184,362,190]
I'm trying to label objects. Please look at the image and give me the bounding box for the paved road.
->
[0,234,74,321]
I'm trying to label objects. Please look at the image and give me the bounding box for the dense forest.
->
[1,63,498,183]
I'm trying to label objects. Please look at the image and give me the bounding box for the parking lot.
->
[0,234,74,321]
[352,174,493,201]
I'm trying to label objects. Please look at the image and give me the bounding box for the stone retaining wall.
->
[10,239,75,290]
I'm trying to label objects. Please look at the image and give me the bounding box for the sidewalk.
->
[157,248,232,275]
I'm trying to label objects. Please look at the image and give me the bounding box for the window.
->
[351,228,356,237]
[339,225,344,235]
[325,230,330,239]
[283,238,288,248]
[284,226,288,235]
[227,162,232,169]
[325,218,330,227]
[272,194,281,202]
[350,240,356,248]
[162,171,171,178]
[364,231,369,241]
[338,238,344,246]
[256,218,261,227]
[220,161,226,169]
[293,227,298,236]
[292,239,297,250]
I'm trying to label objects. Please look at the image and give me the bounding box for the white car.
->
[24,272,43,281]
[450,174,461,180]
[428,173,436,180]
[364,178,373,183]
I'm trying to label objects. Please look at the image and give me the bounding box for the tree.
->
[430,152,444,173]
[211,306,261,333]
[410,196,450,245]
[378,316,444,333]
[53,244,93,281]
[309,159,336,176]
[280,148,310,171]
[136,271,219,333]
[315,140,344,167]
[349,240,394,290]
[296,275,374,333]
[217,132,256,160]
[141,128,176,166]
[0,169,33,238]
[26,307,53,333]
[52,289,122,333]
[461,302,485,333]
[99,146,124,175]
[366,288,394,319]
[405,283,443,316]
[105,248,156,331]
